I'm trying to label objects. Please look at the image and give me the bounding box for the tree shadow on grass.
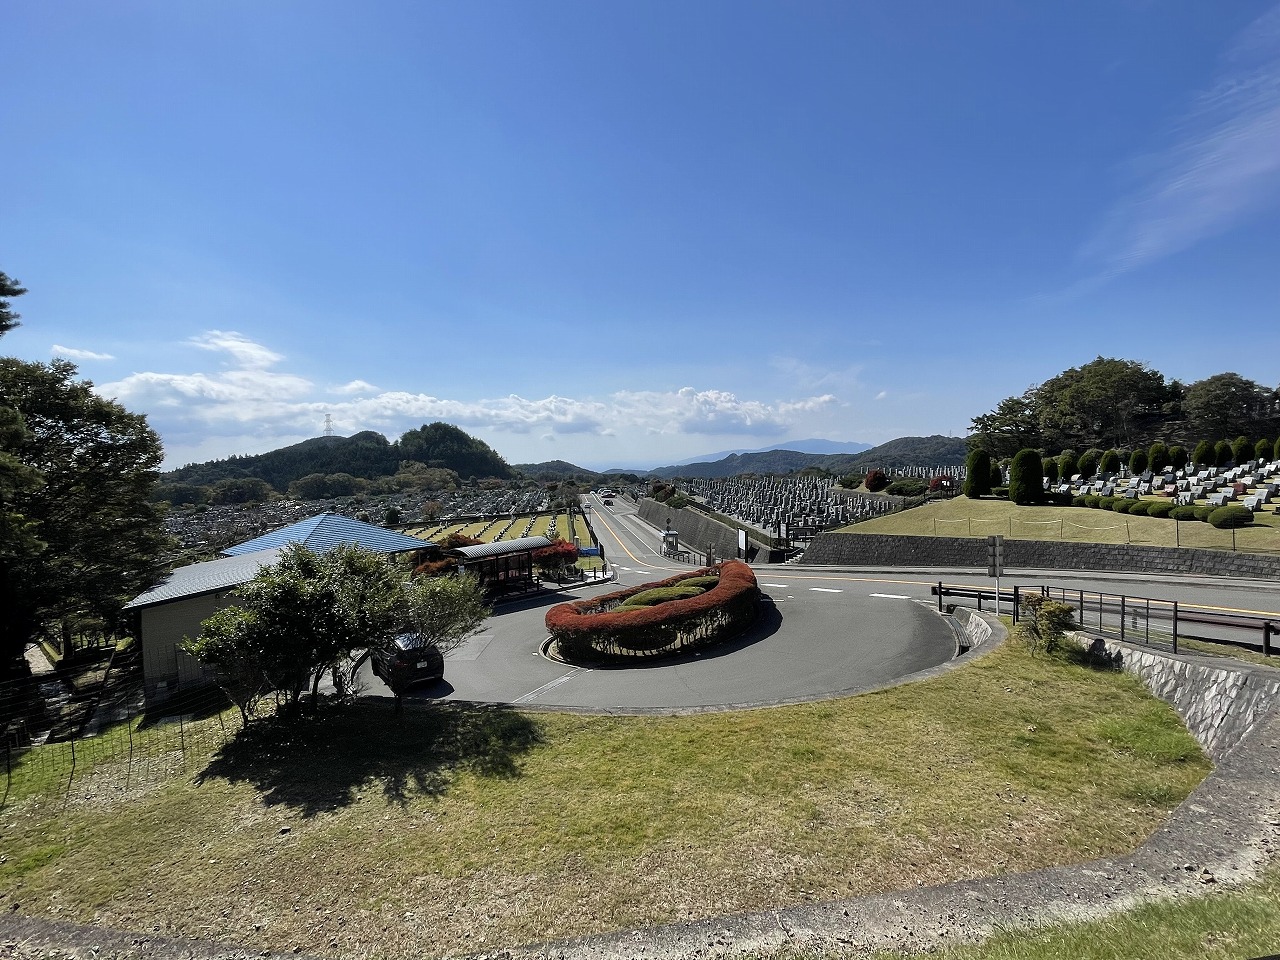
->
[196,700,544,817]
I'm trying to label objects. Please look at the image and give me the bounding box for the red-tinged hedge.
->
[545,560,759,663]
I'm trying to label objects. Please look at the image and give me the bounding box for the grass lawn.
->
[1,639,1209,958]
[836,495,1280,553]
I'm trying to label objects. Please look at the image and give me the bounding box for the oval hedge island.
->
[545,560,760,664]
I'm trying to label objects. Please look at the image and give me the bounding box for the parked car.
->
[372,633,445,690]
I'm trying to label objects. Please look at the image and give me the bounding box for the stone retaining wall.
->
[1083,638,1280,762]
[801,531,1280,579]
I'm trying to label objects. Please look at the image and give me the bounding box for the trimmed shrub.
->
[1125,500,1152,516]
[963,449,992,498]
[1169,445,1188,471]
[1077,448,1102,481]
[840,472,866,489]
[1192,440,1213,469]
[1257,438,1274,463]
[1215,440,1233,467]
[1169,505,1200,521]
[620,584,709,608]
[1193,505,1215,522]
[1072,495,1090,507]
[1145,501,1175,518]
[886,477,927,496]
[1232,435,1252,466]
[864,469,889,492]
[1044,459,1059,485]
[1058,450,1077,480]
[1008,448,1043,505]
[1147,442,1169,472]
[1275,437,1280,462]
[1099,450,1121,475]
[1111,499,1133,513]
[1128,449,1148,476]
[1209,505,1253,529]
[990,461,1005,490]
[546,561,758,662]
[1044,491,1074,506]
[1083,494,1101,508]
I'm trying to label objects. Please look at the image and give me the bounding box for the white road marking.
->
[869,593,911,599]
[762,582,790,587]
[809,587,843,593]
[513,668,586,704]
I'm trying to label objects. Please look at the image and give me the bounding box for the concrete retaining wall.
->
[801,532,1280,579]
[636,499,776,563]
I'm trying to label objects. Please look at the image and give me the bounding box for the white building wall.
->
[140,592,236,703]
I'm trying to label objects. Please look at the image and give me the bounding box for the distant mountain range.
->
[639,435,967,479]
[159,426,967,498]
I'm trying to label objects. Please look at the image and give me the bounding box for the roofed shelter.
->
[447,535,552,598]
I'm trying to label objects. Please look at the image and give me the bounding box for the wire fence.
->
[2,680,243,810]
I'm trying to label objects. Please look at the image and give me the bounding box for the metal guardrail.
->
[932,582,1278,658]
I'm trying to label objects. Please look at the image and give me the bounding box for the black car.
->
[372,633,445,689]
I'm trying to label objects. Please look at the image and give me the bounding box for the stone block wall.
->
[1085,639,1280,762]
[801,532,1280,579]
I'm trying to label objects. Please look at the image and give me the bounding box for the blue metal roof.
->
[125,548,285,610]
[221,513,434,557]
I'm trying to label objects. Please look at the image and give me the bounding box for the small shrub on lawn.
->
[1170,505,1200,521]
[1126,500,1152,516]
[864,469,889,492]
[1193,505,1215,522]
[620,585,709,608]
[1112,499,1133,513]
[1209,505,1253,529]
[1093,496,1112,509]
[1145,501,1175,518]
[1099,449,1121,475]
[886,477,927,496]
[1072,495,1090,507]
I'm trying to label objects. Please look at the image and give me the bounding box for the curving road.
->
[373,495,1280,713]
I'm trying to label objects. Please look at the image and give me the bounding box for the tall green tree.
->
[0,358,170,674]
[967,393,1044,460]
[0,270,26,337]
[1147,442,1169,472]
[1034,358,1172,451]
[1183,373,1273,441]
[1192,440,1214,469]
[1099,449,1121,476]
[1231,436,1252,466]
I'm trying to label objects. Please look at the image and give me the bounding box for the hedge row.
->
[545,560,760,663]
[1069,496,1255,527]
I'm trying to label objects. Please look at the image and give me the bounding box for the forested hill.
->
[647,435,967,479]
[162,422,514,491]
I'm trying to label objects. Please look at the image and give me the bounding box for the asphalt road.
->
[364,495,1280,713]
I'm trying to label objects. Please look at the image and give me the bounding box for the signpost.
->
[986,534,1005,616]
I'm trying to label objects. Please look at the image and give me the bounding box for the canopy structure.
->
[447,535,552,597]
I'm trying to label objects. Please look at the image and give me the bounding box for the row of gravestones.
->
[1052,458,1280,513]
[682,475,894,536]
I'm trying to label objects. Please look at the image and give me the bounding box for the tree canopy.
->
[0,270,25,337]
[0,358,171,672]
[969,358,1278,457]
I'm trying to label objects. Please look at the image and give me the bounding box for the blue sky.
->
[3,2,1279,471]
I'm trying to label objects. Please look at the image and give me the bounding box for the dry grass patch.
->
[1,640,1208,957]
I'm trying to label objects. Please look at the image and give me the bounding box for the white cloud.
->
[98,332,842,467]
[875,390,888,401]
[52,345,115,361]
[1082,4,1280,279]
[331,379,379,395]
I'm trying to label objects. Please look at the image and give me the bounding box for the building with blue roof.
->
[221,512,434,556]
[129,514,433,705]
